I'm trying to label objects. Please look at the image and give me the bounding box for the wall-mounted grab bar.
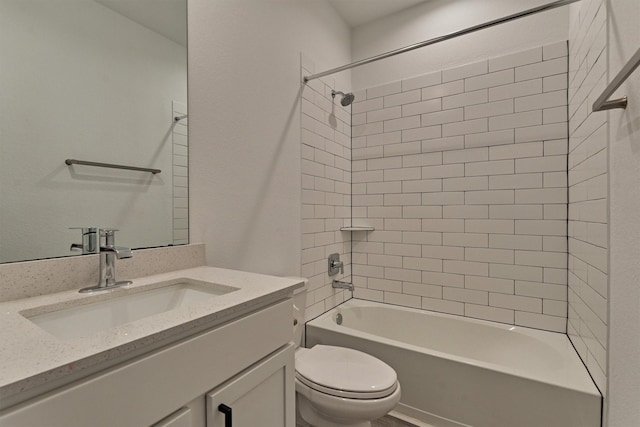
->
[65,159,161,174]
[593,48,640,112]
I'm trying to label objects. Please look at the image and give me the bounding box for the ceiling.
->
[95,0,426,44]
[328,0,430,28]
[95,0,429,46]
[95,0,187,47]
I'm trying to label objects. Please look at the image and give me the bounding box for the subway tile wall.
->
[172,101,189,245]
[300,55,352,321]
[567,0,608,395]
[351,43,569,333]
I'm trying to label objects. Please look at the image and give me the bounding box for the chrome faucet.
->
[332,280,354,292]
[72,228,132,293]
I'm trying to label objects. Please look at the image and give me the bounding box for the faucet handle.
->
[99,228,119,237]
[99,228,119,245]
[333,260,344,273]
[328,253,344,276]
[98,228,132,259]
[69,227,99,254]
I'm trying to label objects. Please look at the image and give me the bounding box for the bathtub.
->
[305,299,601,427]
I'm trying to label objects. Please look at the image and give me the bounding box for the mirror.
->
[0,0,188,264]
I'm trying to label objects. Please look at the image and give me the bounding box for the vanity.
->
[0,266,304,426]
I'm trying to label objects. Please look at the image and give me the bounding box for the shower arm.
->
[303,0,581,83]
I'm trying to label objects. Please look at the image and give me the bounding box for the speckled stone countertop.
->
[0,266,304,409]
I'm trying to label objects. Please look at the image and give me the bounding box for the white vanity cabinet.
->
[0,299,295,427]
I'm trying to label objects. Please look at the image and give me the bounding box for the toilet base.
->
[296,394,372,427]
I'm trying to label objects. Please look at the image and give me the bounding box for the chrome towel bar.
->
[65,159,161,174]
[593,48,640,112]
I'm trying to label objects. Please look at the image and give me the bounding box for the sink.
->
[23,280,238,340]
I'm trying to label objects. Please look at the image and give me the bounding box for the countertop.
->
[0,266,304,409]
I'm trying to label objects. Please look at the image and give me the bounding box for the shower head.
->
[331,90,355,107]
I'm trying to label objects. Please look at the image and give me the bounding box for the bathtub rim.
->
[306,298,600,398]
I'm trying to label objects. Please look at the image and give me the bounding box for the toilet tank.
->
[291,278,308,347]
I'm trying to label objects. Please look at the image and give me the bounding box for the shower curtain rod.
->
[303,0,580,83]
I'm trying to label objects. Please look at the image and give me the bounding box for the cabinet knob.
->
[218,404,233,427]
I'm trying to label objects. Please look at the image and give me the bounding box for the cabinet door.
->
[152,396,206,427]
[152,407,194,427]
[206,343,295,427]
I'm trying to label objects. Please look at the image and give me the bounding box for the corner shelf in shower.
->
[340,227,375,231]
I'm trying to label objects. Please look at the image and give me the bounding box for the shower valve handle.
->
[331,259,344,274]
[328,253,344,276]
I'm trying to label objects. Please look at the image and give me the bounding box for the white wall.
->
[606,0,640,424]
[188,0,351,276]
[0,0,186,262]
[351,0,569,89]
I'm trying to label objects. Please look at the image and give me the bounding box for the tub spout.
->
[332,280,354,292]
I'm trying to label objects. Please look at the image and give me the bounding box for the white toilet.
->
[292,282,401,427]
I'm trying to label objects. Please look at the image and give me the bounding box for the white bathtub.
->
[305,299,601,427]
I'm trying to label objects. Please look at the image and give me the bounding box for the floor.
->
[372,414,417,427]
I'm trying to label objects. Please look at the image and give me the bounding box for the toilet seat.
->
[295,345,398,399]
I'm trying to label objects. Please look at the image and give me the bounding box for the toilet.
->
[292,281,401,427]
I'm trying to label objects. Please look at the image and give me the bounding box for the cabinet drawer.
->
[1,299,292,427]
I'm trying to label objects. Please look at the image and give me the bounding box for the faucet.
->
[72,228,132,293]
[332,280,354,292]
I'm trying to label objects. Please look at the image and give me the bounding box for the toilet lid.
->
[296,345,397,397]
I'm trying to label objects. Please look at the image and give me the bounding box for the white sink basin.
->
[24,280,238,340]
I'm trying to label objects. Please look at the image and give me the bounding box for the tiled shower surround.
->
[567,0,608,395]
[300,56,352,321]
[172,101,189,245]
[350,43,569,333]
